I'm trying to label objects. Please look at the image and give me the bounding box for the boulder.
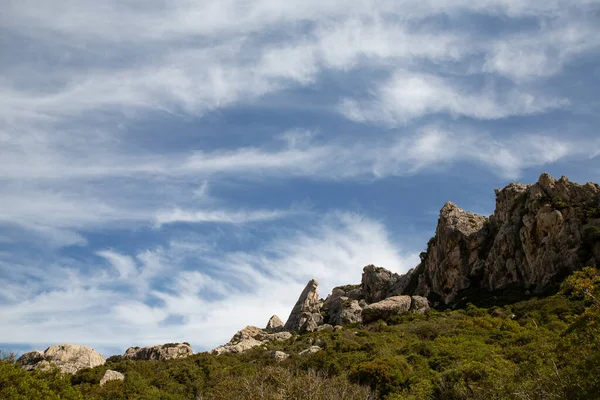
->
[283,279,323,333]
[123,342,193,361]
[272,351,290,361]
[316,324,334,332]
[211,326,292,355]
[212,338,264,355]
[17,344,106,374]
[361,296,412,323]
[361,265,400,303]
[326,296,363,325]
[265,315,284,332]
[410,296,430,314]
[100,370,125,386]
[299,346,321,356]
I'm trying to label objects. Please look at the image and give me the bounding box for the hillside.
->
[2,173,600,399]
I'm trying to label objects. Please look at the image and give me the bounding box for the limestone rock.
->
[100,370,125,386]
[401,173,600,305]
[123,343,193,361]
[361,296,412,323]
[272,351,290,361]
[266,315,284,332]
[299,346,321,356]
[17,344,106,374]
[283,279,323,333]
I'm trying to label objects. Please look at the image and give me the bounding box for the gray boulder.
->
[327,296,363,325]
[361,296,412,323]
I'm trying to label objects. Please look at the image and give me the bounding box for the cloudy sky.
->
[1,0,599,356]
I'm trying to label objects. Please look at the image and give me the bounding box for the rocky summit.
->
[17,344,106,374]
[401,173,600,306]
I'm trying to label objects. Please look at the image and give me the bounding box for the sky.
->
[1,0,600,357]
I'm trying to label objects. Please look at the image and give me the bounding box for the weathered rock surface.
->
[410,296,430,314]
[402,173,600,304]
[17,344,106,374]
[265,315,284,332]
[272,351,290,361]
[361,296,413,323]
[212,338,264,355]
[325,296,363,325]
[299,346,321,356]
[212,326,292,355]
[283,279,323,333]
[100,370,125,386]
[123,343,193,361]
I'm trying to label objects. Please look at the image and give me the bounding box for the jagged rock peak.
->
[123,343,193,361]
[409,173,600,305]
[265,315,284,332]
[283,279,323,333]
[17,344,106,374]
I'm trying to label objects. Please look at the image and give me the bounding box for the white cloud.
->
[0,212,417,353]
[155,208,295,226]
[339,71,567,124]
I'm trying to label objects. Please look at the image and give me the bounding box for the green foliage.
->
[4,269,600,399]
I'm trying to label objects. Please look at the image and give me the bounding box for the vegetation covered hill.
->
[2,268,600,400]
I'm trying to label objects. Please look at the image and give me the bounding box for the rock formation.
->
[299,346,321,356]
[283,279,323,333]
[17,344,106,374]
[100,370,125,386]
[325,296,363,325]
[362,296,412,323]
[272,351,290,361]
[265,315,284,332]
[123,342,193,361]
[402,173,600,305]
[212,325,292,355]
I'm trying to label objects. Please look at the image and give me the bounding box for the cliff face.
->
[404,173,600,305]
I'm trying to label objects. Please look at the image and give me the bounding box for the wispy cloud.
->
[0,212,417,353]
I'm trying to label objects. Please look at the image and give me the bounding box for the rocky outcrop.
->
[299,346,321,356]
[212,325,292,355]
[17,344,106,374]
[361,296,412,323]
[403,173,600,305]
[410,296,430,314]
[266,315,284,332]
[100,370,125,386]
[123,343,193,361]
[272,351,290,361]
[325,296,363,325]
[283,279,323,333]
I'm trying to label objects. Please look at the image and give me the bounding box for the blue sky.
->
[1,0,600,356]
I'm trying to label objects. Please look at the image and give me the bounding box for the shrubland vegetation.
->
[2,268,600,399]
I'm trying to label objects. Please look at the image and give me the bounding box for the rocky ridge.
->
[123,342,193,361]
